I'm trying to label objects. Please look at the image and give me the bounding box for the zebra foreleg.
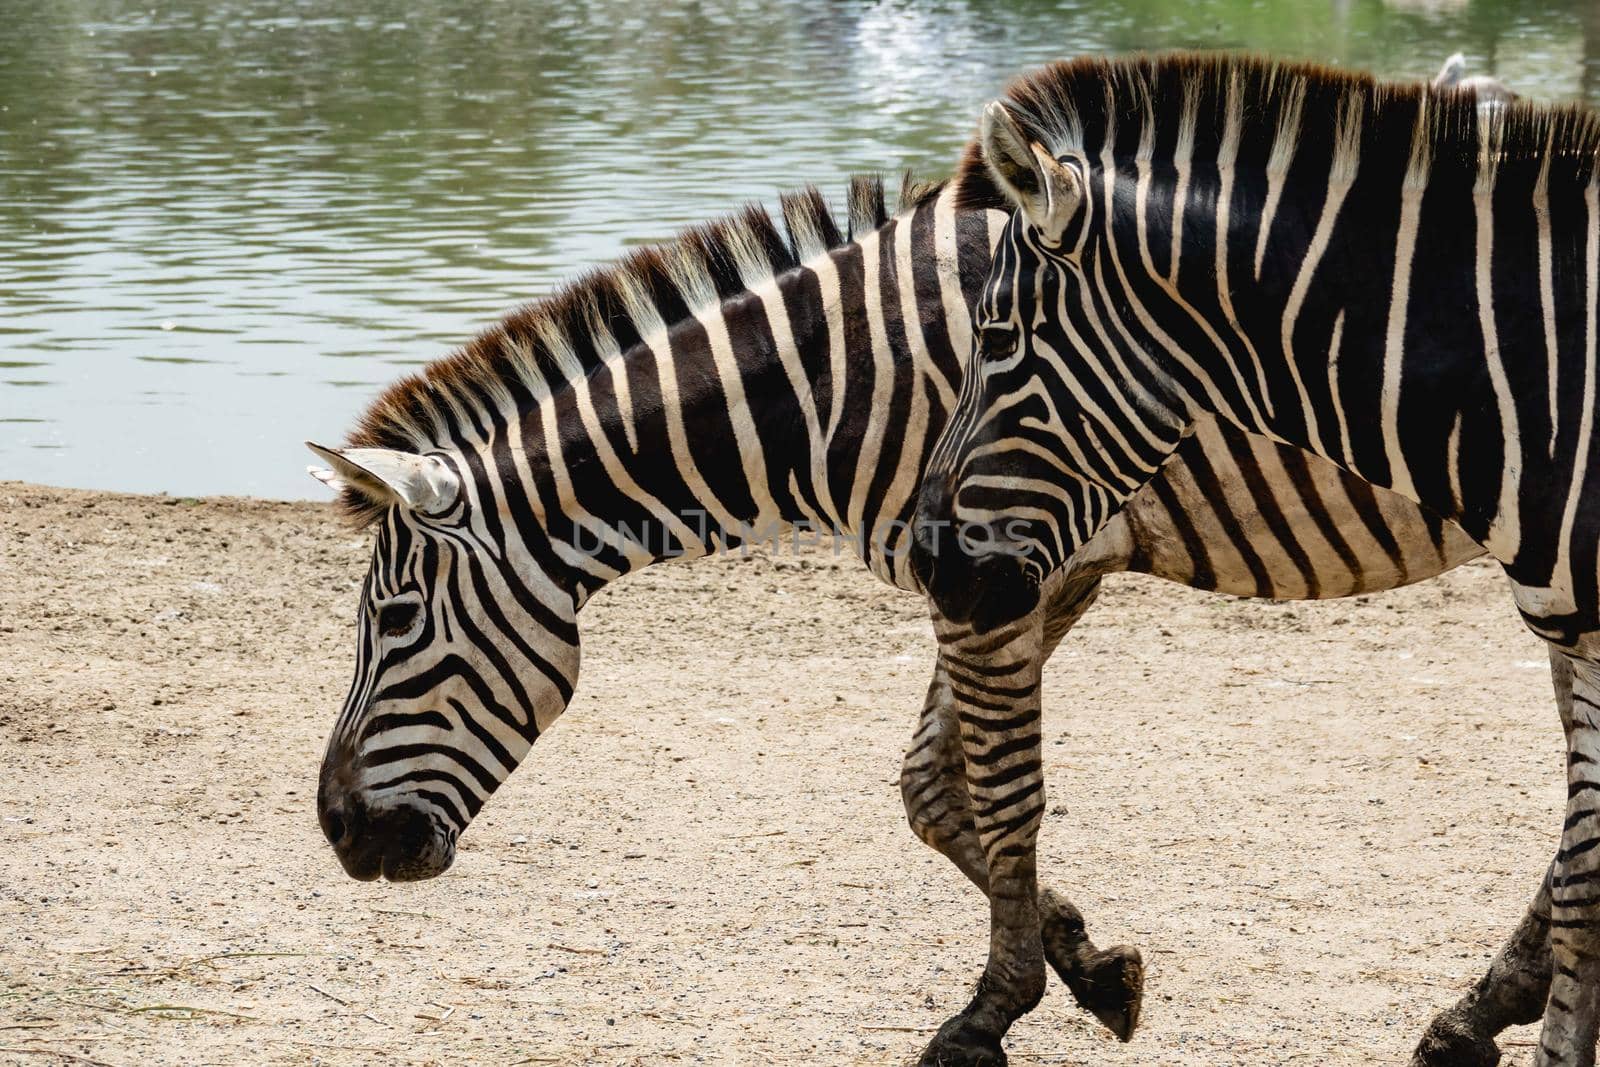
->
[1414,651,1567,1067]
[901,657,1143,1041]
[1413,861,1553,1066]
[1530,642,1600,1067]
[915,614,1050,1067]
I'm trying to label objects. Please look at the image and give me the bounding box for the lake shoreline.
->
[2,478,330,508]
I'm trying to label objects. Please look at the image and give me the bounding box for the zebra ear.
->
[306,464,348,493]
[305,442,460,515]
[980,100,1082,241]
[1433,52,1466,89]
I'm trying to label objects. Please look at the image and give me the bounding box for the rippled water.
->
[3,0,1596,497]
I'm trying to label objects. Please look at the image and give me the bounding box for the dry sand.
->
[0,480,1568,1065]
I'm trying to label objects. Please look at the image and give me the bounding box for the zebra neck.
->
[542,184,998,596]
[1116,120,1596,574]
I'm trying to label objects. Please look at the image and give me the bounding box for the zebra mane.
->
[338,172,941,525]
[954,52,1600,212]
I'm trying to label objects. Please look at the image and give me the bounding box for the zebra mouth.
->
[916,539,1041,633]
[337,845,384,883]
[380,833,456,882]
[961,558,1041,634]
[321,795,456,882]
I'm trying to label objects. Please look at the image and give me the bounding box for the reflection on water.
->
[2,0,1596,497]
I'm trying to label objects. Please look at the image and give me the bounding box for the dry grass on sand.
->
[0,481,1568,1064]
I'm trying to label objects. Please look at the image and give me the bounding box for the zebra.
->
[911,52,1600,1067]
[311,125,1535,1067]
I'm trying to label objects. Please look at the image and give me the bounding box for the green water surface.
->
[0,0,1593,496]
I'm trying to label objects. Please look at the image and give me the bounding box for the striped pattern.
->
[917,53,1600,1067]
[316,153,1536,1061]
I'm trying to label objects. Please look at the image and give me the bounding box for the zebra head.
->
[913,98,1181,632]
[307,443,580,882]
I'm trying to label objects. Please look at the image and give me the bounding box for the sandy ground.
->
[0,480,1571,1066]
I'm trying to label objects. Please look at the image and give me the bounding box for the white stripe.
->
[1474,117,1522,559]
[493,385,608,605]
[532,394,633,581]
[847,231,891,542]
[1327,309,1353,469]
[1254,80,1305,281]
[1167,80,1198,286]
[562,350,707,564]
[811,246,850,445]
[1379,101,1429,504]
[1116,104,1200,451]
[645,329,747,542]
[1447,411,1464,515]
[930,186,974,398]
[1536,133,1559,459]
[986,209,1008,261]
[878,210,937,580]
[694,295,780,529]
[1214,71,1275,422]
[586,315,639,454]
[1280,92,1362,461]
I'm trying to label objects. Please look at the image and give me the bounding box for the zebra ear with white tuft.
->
[1433,52,1467,89]
[1429,52,1515,106]
[306,464,347,493]
[304,442,460,515]
[980,100,1082,242]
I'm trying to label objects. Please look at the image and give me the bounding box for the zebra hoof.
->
[1058,944,1144,1042]
[917,1015,1008,1067]
[1410,1011,1501,1067]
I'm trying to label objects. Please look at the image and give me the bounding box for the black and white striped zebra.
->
[312,137,1536,1064]
[912,53,1600,1067]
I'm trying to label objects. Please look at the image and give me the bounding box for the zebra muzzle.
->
[319,773,454,882]
[913,525,1040,634]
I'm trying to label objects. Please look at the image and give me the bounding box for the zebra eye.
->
[984,330,1018,358]
[376,602,420,637]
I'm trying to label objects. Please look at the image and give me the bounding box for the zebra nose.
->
[318,788,359,850]
[320,804,348,847]
[318,790,383,881]
[915,524,1041,633]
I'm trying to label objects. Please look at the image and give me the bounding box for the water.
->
[2,0,1596,498]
